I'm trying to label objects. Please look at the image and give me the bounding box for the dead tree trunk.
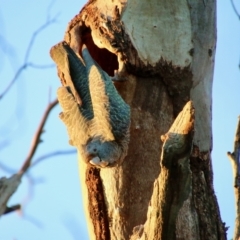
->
[53,0,227,239]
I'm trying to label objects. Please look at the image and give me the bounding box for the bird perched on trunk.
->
[50,41,130,167]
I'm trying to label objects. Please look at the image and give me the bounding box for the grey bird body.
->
[50,41,130,167]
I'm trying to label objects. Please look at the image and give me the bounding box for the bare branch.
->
[230,0,240,19]
[0,175,21,215]
[31,149,76,168]
[0,162,17,174]
[0,0,61,219]
[46,0,57,22]
[0,64,27,99]
[27,63,55,69]
[0,99,58,216]
[22,213,44,228]
[0,149,76,175]
[0,63,54,99]
[0,149,75,215]
[18,99,58,175]
[24,14,59,63]
[3,204,21,215]
[0,14,58,99]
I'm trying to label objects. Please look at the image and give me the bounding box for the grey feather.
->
[50,41,130,167]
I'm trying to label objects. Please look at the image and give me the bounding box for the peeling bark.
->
[53,0,226,239]
[86,166,110,240]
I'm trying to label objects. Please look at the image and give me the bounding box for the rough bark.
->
[54,0,226,239]
[0,175,21,216]
[130,101,196,240]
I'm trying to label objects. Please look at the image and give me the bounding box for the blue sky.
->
[0,1,239,240]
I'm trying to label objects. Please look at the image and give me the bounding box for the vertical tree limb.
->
[227,116,240,240]
[131,101,196,240]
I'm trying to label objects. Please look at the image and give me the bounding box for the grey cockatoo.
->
[50,41,130,167]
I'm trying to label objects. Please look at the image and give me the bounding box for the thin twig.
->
[0,63,54,99]
[3,204,21,215]
[31,149,76,168]
[230,0,240,19]
[47,0,56,22]
[27,63,55,69]
[0,15,58,99]
[18,99,58,175]
[0,148,75,203]
[0,149,76,174]
[24,15,59,63]
[0,162,17,174]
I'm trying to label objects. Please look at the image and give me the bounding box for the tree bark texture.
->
[57,0,226,239]
[0,175,21,216]
[228,117,240,240]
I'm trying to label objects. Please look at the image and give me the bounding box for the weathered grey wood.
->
[130,101,196,239]
[0,175,21,216]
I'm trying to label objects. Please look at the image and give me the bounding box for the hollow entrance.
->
[81,27,118,77]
